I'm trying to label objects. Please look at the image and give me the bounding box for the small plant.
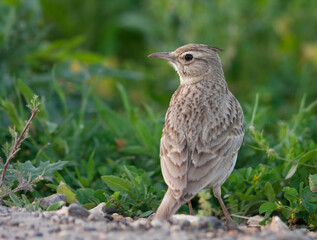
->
[0,95,67,202]
[101,165,160,217]
[0,95,40,198]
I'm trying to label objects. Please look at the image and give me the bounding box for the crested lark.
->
[149,44,244,225]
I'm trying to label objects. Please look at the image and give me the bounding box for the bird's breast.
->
[164,84,223,144]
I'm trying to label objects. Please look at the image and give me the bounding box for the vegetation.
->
[0,0,316,227]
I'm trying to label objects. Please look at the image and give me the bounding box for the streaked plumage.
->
[149,44,244,223]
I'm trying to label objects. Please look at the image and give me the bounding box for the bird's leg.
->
[213,187,237,230]
[188,201,195,215]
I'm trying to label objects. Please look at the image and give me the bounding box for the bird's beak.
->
[148,52,175,62]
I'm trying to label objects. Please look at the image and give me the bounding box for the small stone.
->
[58,231,72,238]
[0,206,9,215]
[105,206,116,215]
[171,214,223,229]
[89,203,106,215]
[51,215,59,223]
[42,211,54,218]
[88,212,103,221]
[32,212,40,217]
[266,216,289,233]
[60,215,70,224]
[56,206,68,217]
[74,218,85,225]
[68,204,90,219]
[1,234,7,239]
[84,226,97,231]
[125,217,134,223]
[130,218,151,229]
[10,220,20,226]
[34,232,43,237]
[111,213,125,221]
[104,215,114,222]
[38,193,66,209]
[48,226,61,233]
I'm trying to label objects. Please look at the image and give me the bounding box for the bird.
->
[148,44,244,226]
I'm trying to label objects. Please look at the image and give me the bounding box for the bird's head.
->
[148,44,223,84]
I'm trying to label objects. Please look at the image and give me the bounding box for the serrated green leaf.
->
[16,160,67,182]
[259,202,277,214]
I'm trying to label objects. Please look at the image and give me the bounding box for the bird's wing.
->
[186,94,244,191]
[160,108,188,199]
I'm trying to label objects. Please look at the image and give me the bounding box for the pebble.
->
[48,226,61,233]
[42,211,54,218]
[265,216,289,232]
[67,204,90,218]
[31,211,40,217]
[84,226,97,231]
[56,206,68,216]
[111,213,125,221]
[89,202,106,215]
[105,206,116,215]
[0,206,315,240]
[33,232,43,237]
[130,218,151,230]
[87,212,104,221]
[104,215,114,222]
[38,193,67,209]
[171,214,223,229]
[125,217,134,223]
[50,215,59,223]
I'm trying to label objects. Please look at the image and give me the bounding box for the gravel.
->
[0,204,315,240]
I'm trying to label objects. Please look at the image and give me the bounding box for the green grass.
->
[0,0,317,228]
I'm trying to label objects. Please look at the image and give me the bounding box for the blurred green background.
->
[1,0,317,224]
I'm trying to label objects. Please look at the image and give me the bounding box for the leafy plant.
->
[102,165,160,217]
[0,95,67,201]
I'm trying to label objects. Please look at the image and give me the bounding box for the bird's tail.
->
[154,188,182,220]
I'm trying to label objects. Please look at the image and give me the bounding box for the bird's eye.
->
[184,54,193,61]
